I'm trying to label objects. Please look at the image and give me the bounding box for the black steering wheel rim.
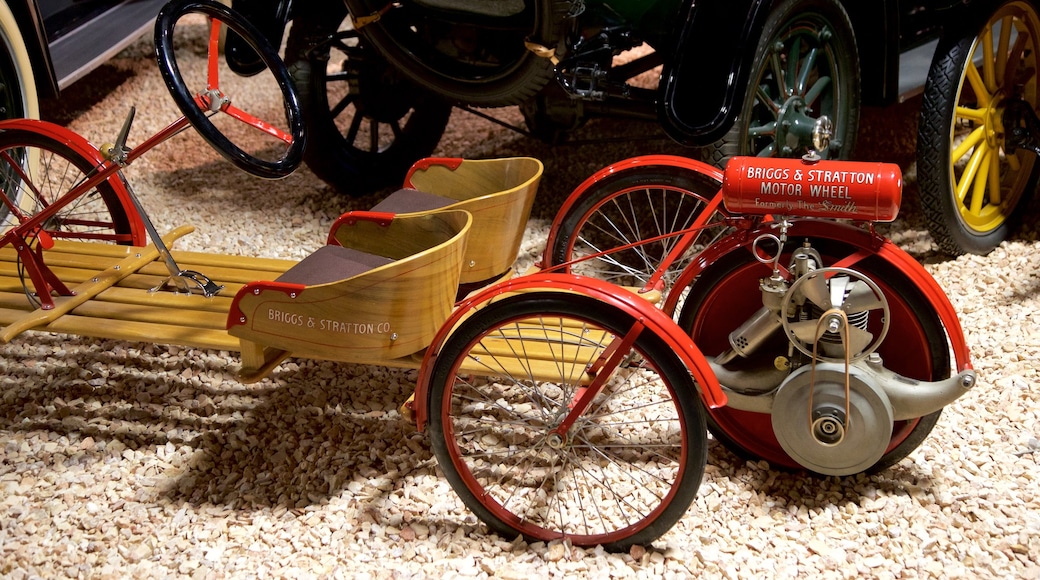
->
[154,0,305,178]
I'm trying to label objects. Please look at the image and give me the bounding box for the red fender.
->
[411,273,726,431]
[0,118,147,245]
[665,219,973,373]
[541,155,724,268]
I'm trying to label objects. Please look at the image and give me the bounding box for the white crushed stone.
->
[2,27,1039,580]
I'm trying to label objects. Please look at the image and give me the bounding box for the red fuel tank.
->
[722,157,902,222]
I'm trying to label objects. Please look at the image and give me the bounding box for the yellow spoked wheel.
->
[918,0,1040,255]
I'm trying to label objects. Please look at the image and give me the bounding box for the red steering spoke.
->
[220,103,294,144]
[207,18,221,91]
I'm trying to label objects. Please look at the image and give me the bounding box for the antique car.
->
[222,0,965,182]
[230,0,1040,256]
[0,0,168,120]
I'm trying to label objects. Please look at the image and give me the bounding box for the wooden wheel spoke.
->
[795,46,819,96]
[987,147,1003,206]
[755,84,781,115]
[769,50,788,97]
[964,59,992,107]
[981,26,997,92]
[786,36,802,90]
[969,146,992,214]
[951,124,985,163]
[955,141,989,206]
[804,75,832,109]
[996,15,1013,85]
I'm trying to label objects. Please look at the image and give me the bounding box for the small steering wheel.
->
[153,0,305,178]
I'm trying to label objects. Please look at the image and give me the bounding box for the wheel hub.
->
[545,432,567,449]
[984,95,1006,149]
[346,58,416,123]
[771,365,893,475]
[775,96,829,157]
[810,403,847,446]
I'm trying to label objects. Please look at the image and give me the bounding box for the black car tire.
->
[285,1,452,194]
[0,0,40,123]
[916,0,1040,255]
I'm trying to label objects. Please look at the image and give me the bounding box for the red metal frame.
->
[411,272,727,431]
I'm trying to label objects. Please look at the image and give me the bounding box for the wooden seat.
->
[228,210,472,377]
[332,157,543,286]
[275,245,394,286]
[369,188,456,214]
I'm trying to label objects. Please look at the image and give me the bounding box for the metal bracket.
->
[1004,98,1040,157]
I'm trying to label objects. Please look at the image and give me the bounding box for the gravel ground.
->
[2,25,1040,580]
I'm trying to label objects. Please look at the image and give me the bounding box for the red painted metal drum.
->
[722,157,902,222]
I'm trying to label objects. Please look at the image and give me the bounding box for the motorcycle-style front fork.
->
[708,222,977,475]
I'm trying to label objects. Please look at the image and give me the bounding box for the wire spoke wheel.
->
[545,164,729,311]
[428,293,706,550]
[0,129,136,244]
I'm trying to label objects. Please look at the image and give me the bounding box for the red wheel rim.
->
[439,312,692,546]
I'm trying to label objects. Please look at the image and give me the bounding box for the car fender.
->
[658,0,774,146]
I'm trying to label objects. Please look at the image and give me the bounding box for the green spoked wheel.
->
[701,0,860,165]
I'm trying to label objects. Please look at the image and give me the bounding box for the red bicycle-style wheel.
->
[427,293,708,550]
[543,161,730,308]
[0,127,142,244]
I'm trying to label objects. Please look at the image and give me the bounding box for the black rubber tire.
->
[699,0,860,166]
[916,0,1040,256]
[154,0,306,179]
[544,164,730,298]
[675,238,948,475]
[0,1,40,229]
[0,128,137,244]
[344,0,569,107]
[284,2,452,194]
[427,293,708,551]
[0,1,38,123]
